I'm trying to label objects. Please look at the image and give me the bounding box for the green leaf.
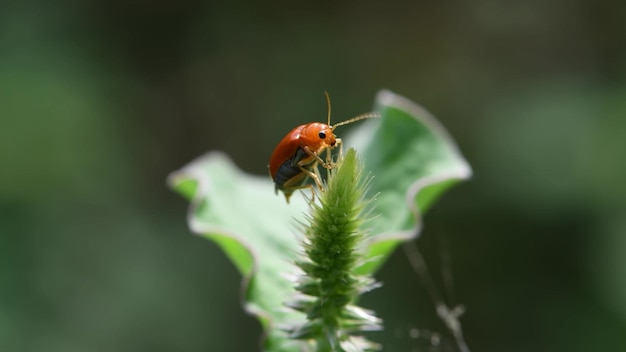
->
[168,152,308,351]
[168,90,471,351]
[346,90,472,274]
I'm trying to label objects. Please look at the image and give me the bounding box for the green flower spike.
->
[287,149,381,351]
[168,90,471,351]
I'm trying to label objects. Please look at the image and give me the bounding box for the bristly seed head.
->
[287,149,381,351]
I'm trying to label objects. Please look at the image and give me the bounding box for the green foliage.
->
[344,90,472,274]
[168,90,471,351]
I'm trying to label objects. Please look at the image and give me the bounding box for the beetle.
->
[268,92,380,203]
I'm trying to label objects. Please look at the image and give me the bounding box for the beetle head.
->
[301,123,337,151]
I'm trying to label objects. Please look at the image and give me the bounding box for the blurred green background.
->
[2,0,625,351]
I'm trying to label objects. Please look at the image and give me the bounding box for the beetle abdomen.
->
[273,148,310,188]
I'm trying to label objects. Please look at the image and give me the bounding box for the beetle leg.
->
[283,170,321,204]
[298,165,324,191]
[325,143,333,167]
[289,183,318,204]
[335,138,343,160]
[280,172,314,204]
[302,146,332,169]
[287,186,317,204]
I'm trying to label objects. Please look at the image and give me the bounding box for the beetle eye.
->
[318,132,326,139]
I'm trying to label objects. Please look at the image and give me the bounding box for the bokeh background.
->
[2,0,625,351]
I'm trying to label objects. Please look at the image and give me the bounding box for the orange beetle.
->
[268,92,379,203]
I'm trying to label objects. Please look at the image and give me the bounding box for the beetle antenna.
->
[332,112,381,129]
[324,91,332,126]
